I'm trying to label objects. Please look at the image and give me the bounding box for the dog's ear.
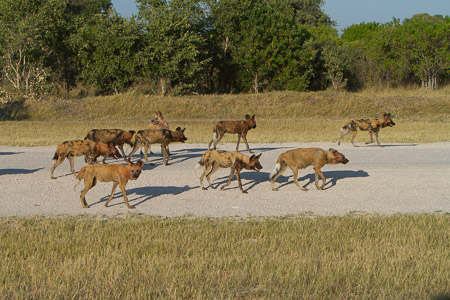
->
[251,153,261,160]
[175,126,181,131]
[252,114,256,119]
[245,114,250,119]
[329,148,336,153]
[182,128,186,133]
[136,160,144,168]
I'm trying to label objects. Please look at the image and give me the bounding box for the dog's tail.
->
[270,154,285,180]
[211,125,219,142]
[270,163,281,181]
[194,151,209,173]
[73,166,87,191]
[52,144,63,161]
[339,121,355,134]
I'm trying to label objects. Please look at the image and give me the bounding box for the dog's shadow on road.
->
[214,171,270,192]
[93,185,195,208]
[0,151,24,156]
[275,169,369,190]
[0,167,44,176]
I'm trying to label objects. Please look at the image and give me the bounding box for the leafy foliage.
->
[1,0,450,96]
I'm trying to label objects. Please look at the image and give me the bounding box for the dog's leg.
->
[200,166,209,190]
[161,145,169,165]
[338,129,351,145]
[213,131,224,150]
[127,141,141,161]
[270,163,288,191]
[220,167,235,191]
[143,144,153,164]
[314,167,326,190]
[206,162,220,189]
[235,170,247,193]
[236,133,241,151]
[366,131,374,145]
[374,131,381,146]
[291,166,307,191]
[242,133,253,154]
[119,180,135,209]
[351,130,358,147]
[68,155,76,176]
[118,144,128,162]
[50,156,66,179]
[104,182,119,207]
[80,176,95,208]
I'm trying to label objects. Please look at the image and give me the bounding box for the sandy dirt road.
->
[0,142,449,217]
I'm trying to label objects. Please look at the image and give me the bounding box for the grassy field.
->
[1,89,449,146]
[1,215,450,299]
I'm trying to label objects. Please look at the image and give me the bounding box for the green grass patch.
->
[1,215,450,299]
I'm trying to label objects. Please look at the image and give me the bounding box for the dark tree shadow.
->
[0,98,28,120]
[434,294,450,300]
[0,167,44,176]
[274,169,369,190]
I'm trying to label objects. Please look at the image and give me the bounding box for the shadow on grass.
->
[274,169,369,190]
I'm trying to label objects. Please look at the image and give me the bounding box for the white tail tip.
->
[270,163,281,179]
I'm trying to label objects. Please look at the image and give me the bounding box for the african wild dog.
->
[208,114,257,153]
[75,160,144,209]
[270,148,349,191]
[127,127,187,165]
[195,150,262,193]
[51,140,121,179]
[338,113,396,147]
[84,129,136,161]
[145,111,170,155]
[147,111,169,130]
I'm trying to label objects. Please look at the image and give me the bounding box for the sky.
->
[111,0,450,31]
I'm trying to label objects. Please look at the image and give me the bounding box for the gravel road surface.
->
[1,142,449,217]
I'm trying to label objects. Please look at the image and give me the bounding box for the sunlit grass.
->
[1,215,450,299]
[0,118,448,146]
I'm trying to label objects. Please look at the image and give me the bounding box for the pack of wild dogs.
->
[50,111,395,209]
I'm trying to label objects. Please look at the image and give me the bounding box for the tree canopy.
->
[1,0,449,98]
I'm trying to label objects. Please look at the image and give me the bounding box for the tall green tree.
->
[393,14,450,89]
[137,0,210,95]
[73,12,140,94]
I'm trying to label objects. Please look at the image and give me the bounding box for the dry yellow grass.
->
[1,90,446,146]
[1,215,450,299]
[0,118,449,146]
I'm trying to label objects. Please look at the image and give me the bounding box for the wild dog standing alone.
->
[50,140,121,179]
[196,150,262,193]
[270,148,349,191]
[127,127,187,165]
[75,160,144,209]
[84,129,136,161]
[208,114,257,153]
[338,113,396,147]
